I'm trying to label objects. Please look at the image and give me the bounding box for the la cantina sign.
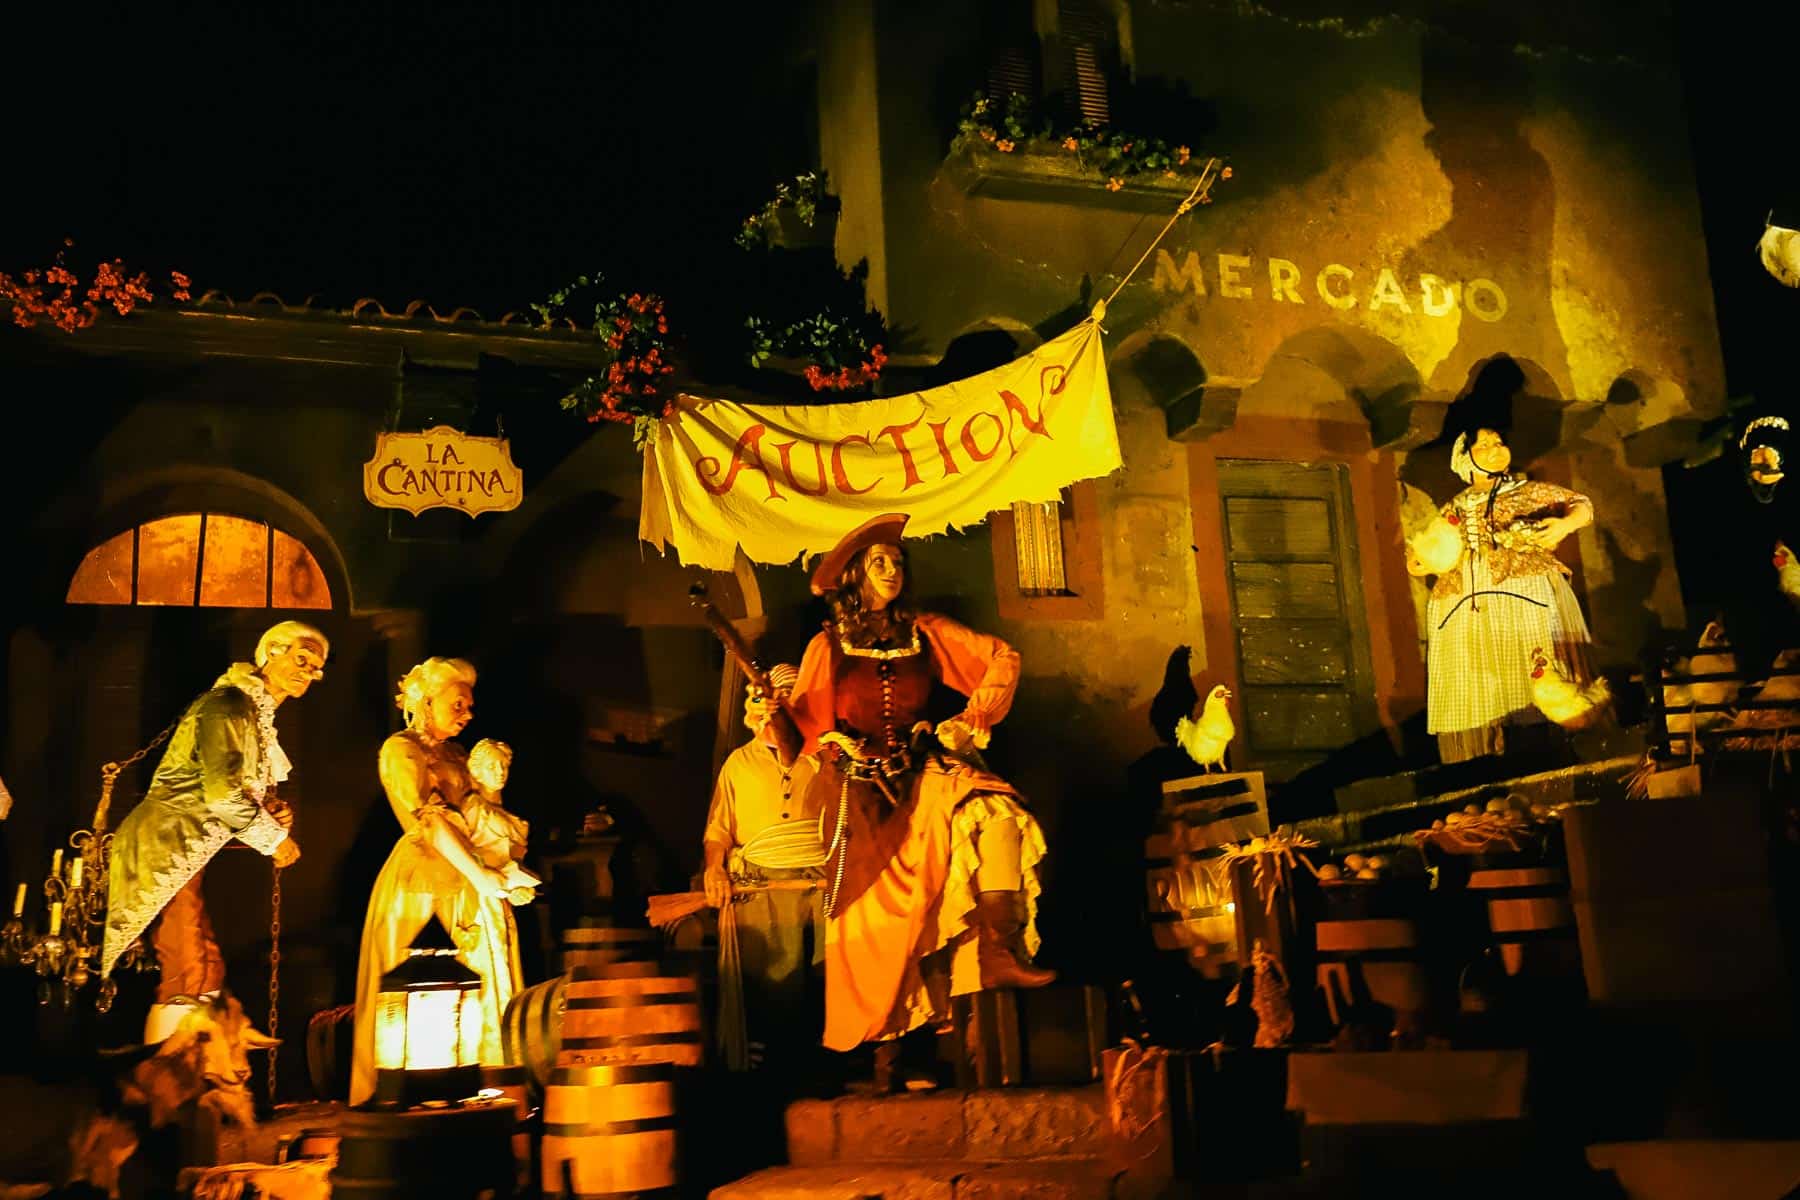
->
[362,426,523,517]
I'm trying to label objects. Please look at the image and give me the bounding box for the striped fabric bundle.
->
[740,818,828,871]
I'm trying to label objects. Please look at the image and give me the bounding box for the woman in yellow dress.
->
[349,657,527,1105]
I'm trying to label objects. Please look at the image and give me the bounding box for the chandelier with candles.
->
[1,750,161,1008]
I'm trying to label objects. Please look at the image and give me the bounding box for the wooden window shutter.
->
[1057,0,1116,127]
[1011,498,1069,595]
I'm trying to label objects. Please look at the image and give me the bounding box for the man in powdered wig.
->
[102,621,327,1042]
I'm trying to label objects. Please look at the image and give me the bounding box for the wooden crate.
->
[1144,772,1269,978]
[1158,771,1269,850]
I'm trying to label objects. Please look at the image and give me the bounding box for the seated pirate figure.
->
[767,513,1054,1091]
[101,621,325,1042]
[702,664,826,1068]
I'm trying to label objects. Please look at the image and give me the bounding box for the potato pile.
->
[1315,851,1391,882]
[1426,795,1556,833]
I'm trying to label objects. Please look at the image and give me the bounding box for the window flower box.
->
[944,143,1219,212]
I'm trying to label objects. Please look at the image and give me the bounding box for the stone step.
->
[709,1157,1123,1200]
[782,1086,1110,1166]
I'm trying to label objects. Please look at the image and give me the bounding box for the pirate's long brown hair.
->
[828,545,915,649]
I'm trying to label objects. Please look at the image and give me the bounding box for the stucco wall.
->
[807,0,1719,809]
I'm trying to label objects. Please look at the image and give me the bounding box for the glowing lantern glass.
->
[372,915,484,1106]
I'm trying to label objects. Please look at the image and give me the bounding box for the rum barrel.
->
[1144,854,1238,979]
[1468,865,1580,980]
[560,925,660,973]
[1144,774,1268,980]
[541,1063,678,1199]
[330,1103,515,1200]
[559,970,703,1069]
[304,1004,356,1102]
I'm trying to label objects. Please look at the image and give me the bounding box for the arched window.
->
[66,513,331,609]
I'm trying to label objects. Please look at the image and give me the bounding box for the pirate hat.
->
[810,513,909,595]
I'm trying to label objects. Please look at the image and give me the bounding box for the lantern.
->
[372,916,484,1107]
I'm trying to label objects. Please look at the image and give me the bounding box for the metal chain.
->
[267,862,281,1106]
[93,715,183,836]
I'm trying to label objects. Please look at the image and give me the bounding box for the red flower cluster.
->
[0,242,192,332]
[583,291,676,425]
[89,260,154,316]
[802,344,888,393]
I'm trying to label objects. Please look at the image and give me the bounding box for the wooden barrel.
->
[541,1063,678,1199]
[1468,866,1580,980]
[561,925,660,973]
[503,975,567,1091]
[304,1004,355,1102]
[503,962,679,1088]
[559,969,704,1069]
[330,1104,515,1200]
[1314,883,1431,1038]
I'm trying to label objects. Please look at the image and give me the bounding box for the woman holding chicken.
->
[1410,426,1600,762]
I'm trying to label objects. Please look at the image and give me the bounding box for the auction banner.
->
[640,318,1120,569]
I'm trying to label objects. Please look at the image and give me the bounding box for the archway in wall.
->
[6,472,356,1045]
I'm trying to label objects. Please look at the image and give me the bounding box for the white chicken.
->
[1774,541,1800,610]
[1664,619,1738,755]
[1528,647,1612,730]
[1176,684,1236,773]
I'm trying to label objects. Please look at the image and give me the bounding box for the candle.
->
[50,849,63,878]
[11,883,24,917]
[68,857,84,889]
[48,901,62,936]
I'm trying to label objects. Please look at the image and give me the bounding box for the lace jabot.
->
[213,662,291,799]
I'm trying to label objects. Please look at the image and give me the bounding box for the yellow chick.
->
[1775,542,1800,610]
[1176,684,1236,773]
[1528,647,1612,730]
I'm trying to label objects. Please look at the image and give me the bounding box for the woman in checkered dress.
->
[1415,427,1598,763]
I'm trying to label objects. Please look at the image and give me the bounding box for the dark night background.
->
[5,0,1796,616]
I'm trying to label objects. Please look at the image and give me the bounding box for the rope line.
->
[1092,158,1223,321]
